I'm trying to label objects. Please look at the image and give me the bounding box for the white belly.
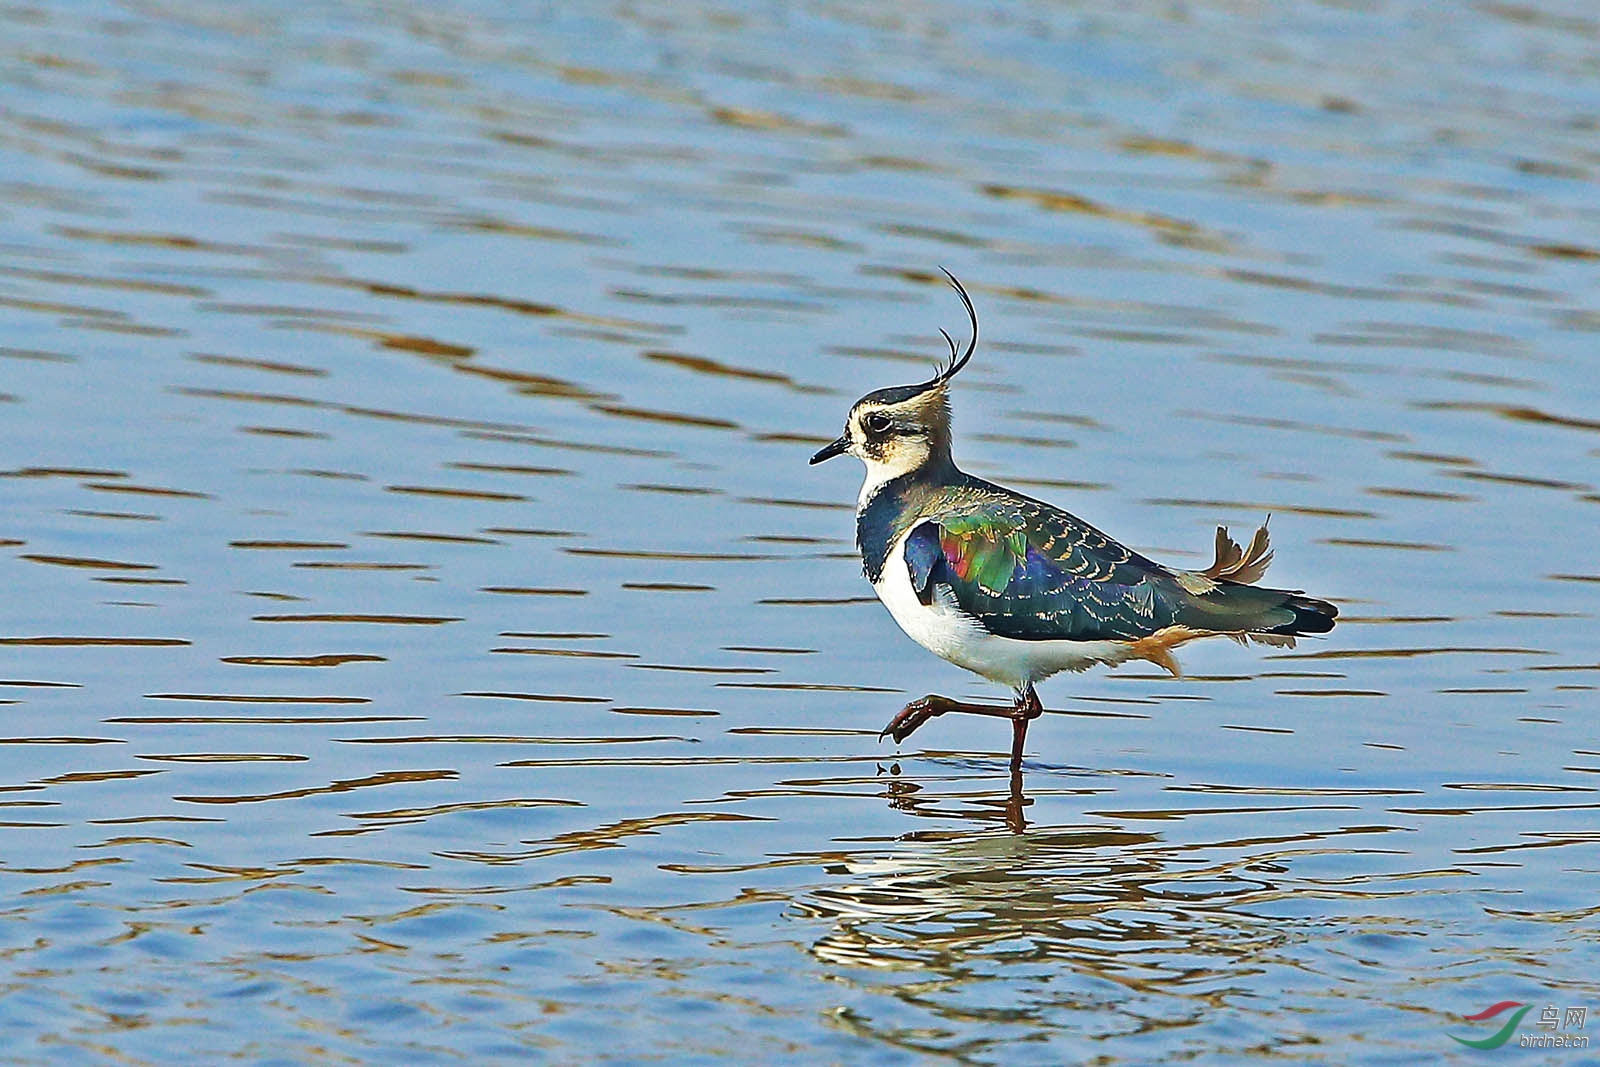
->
[871,528,1133,689]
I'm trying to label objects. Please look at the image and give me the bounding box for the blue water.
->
[0,1,1596,1061]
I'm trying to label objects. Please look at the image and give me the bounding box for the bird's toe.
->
[880,694,951,743]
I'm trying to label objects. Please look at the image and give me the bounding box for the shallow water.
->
[1,1,1597,1062]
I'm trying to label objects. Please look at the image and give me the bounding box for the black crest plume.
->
[929,267,978,387]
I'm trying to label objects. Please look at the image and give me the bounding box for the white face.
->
[844,400,935,477]
[811,380,954,505]
[832,388,952,507]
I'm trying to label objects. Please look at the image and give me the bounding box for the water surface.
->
[1,1,1597,1062]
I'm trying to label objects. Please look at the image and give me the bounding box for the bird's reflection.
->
[794,813,1293,1047]
[880,757,1031,833]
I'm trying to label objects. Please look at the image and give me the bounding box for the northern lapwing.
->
[810,271,1338,771]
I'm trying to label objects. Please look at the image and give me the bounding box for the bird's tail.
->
[1175,582,1338,645]
[1173,521,1338,643]
[1267,590,1339,635]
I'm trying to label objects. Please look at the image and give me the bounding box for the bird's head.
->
[810,271,977,486]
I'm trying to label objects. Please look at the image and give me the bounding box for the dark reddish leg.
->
[880,681,1043,772]
[1009,682,1042,774]
[880,693,1016,743]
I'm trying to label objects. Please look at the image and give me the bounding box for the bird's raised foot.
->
[880,692,1040,744]
[880,694,963,743]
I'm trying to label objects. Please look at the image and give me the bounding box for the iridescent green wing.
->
[904,497,1182,642]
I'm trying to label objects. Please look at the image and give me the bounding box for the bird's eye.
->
[863,412,892,435]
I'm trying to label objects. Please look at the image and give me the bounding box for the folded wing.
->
[903,502,1336,645]
[903,501,1179,641]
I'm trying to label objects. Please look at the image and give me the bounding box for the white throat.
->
[856,459,912,512]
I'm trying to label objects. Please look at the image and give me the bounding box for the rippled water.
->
[2,1,1597,1061]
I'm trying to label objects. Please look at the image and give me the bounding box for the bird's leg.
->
[880,682,1046,766]
[1008,682,1043,774]
[880,693,1022,744]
